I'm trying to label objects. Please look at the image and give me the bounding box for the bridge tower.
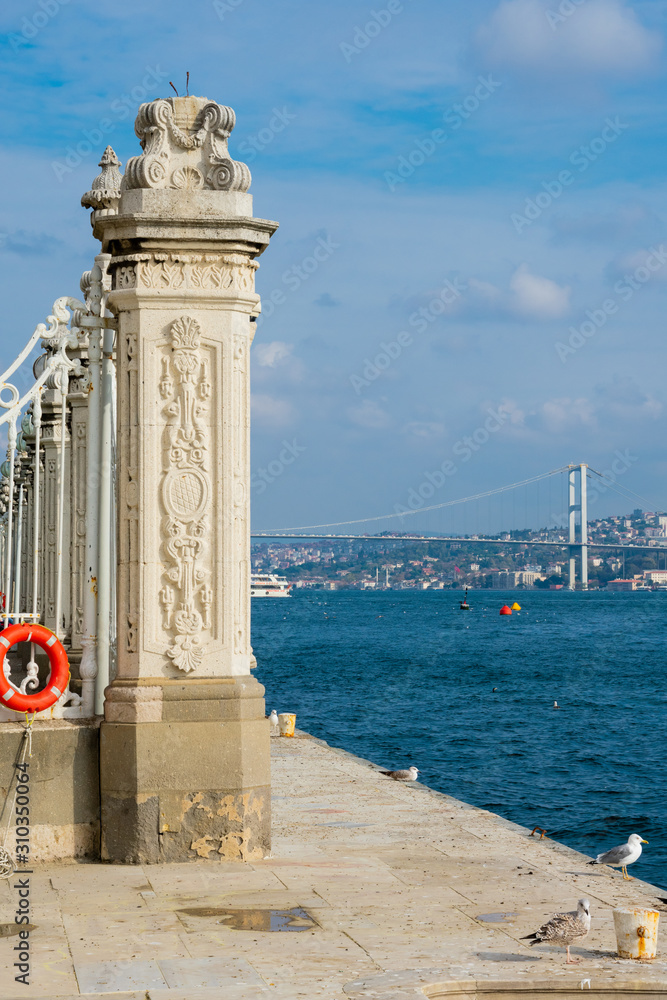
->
[568,463,588,590]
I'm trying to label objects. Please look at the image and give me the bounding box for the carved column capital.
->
[123,97,250,193]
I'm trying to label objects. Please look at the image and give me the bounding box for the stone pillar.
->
[87,98,278,862]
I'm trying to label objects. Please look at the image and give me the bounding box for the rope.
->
[0,713,35,879]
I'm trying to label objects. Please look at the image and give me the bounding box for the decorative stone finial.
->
[122,96,251,193]
[81,146,123,217]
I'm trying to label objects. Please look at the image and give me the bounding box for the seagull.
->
[379,766,419,781]
[268,709,279,732]
[521,898,591,964]
[587,833,648,879]
[553,701,559,709]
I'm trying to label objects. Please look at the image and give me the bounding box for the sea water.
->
[252,589,667,891]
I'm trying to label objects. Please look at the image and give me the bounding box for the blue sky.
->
[2,0,667,533]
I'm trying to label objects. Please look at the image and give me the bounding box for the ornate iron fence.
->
[0,257,117,719]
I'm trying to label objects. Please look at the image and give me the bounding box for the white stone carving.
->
[123,97,251,193]
[81,146,122,218]
[159,316,212,672]
[110,253,257,293]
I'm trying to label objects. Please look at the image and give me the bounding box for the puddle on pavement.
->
[476,912,517,923]
[0,923,37,938]
[177,905,317,932]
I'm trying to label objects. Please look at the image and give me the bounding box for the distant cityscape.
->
[252,509,667,591]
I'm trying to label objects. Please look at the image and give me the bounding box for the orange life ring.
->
[0,624,70,713]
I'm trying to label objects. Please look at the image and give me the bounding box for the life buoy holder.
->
[0,624,70,713]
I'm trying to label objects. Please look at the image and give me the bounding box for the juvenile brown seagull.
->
[521,898,591,964]
[379,766,419,781]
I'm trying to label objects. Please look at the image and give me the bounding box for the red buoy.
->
[499,605,512,615]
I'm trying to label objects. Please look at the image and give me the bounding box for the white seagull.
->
[268,709,279,732]
[521,898,591,964]
[379,766,419,781]
[587,833,648,879]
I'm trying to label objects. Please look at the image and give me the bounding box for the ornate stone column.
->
[89,97,278,862]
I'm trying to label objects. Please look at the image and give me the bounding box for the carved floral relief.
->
[159,316,213,672]
[111,254,257,293]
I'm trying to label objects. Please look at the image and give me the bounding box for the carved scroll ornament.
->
[123,97,251,193]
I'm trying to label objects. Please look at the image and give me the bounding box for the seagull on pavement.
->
[587,833,648,879]
[521,898,591,964]
[379,766,419,781]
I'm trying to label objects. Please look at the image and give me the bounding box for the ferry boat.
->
[251,573,292,598]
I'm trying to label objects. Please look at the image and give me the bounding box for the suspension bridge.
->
[252,463,666,590]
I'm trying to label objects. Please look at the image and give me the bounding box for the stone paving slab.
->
[1,731,667,999]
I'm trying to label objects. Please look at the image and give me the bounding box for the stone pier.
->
[85,96,278,862]
[1,732,665,998]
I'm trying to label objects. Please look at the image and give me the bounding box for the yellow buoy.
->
[511,602,521,611]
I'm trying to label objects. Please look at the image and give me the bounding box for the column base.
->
[100,676,269,863]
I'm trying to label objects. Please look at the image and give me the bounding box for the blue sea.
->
[252,589,667,891]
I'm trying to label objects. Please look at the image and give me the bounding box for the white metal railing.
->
[0,257,117,720]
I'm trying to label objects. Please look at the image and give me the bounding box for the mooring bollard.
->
[278,713,297,737]
[613,907,659,960]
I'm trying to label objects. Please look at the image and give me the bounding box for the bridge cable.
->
[259,467,570,534]
[587,469,665,514]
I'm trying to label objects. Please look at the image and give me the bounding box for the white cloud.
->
[549,204,653,244]
[509,264,571,318]
[495,398,526,426]
[540,396,596,433]
[607,246,667,284]
[251,394,296,428]
[477,0,661,78]
[595,376,663,420]
[402,421,446,438]
[347,399,392,429]
[253,341,294,367]
[463,266,570,320]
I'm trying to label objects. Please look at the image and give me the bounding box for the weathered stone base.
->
[0,719,101,861]
[9,821,99,861]
[99,675,270,863]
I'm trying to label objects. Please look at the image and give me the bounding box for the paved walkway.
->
[1,732,666,999]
